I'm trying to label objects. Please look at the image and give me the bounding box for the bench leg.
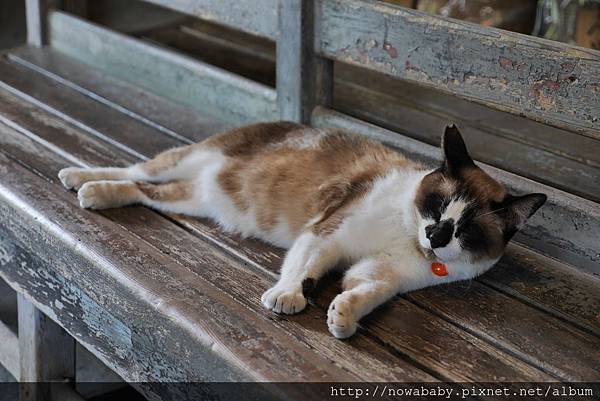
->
[25,0,61,47]
[18,294,75,401]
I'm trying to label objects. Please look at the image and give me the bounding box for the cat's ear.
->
[441,124,475,175]
[497,193,547,242]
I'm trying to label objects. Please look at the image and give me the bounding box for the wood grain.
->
[10,47,231,143]
[141,0,278,39]
[4,47,596,334]
[333,71,600,202]
[316,0,600,139]
[0,109,552,384]
[48,11,278,124]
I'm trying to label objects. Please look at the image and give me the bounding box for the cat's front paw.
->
[58,167,89,190]
[261,285,307,314]
[327,295,358,339]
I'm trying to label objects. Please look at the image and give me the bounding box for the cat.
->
[58,122,546,339]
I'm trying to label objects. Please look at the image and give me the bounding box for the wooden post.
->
[26,0,67,47]
[26,0,48,47]
[18,294,75,401]
[277,0,333,123]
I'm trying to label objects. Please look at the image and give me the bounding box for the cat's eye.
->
[422,192,447,221]
[457,223,487,251]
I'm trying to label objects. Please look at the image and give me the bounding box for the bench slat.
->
[48,11,278,124]
[141,0,278,40]
[335,65,600,169]
[409,284,600,381]
[0,58,182,160]
[317,0,600,140]
[334,74,600,203]
[0,320,19,381]
[9,47,231,143]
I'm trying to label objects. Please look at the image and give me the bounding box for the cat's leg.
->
[77,180,197,214]
[261,232,342,315]
[59,144,200,190]
[327,258,402,339]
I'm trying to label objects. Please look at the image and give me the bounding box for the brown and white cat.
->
[58,122,546,339]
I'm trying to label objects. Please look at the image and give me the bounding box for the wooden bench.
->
[0,1,599,400]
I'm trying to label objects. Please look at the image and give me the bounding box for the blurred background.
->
[390,0,600,49]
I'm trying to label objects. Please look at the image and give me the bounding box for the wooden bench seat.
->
[1,46,599,399]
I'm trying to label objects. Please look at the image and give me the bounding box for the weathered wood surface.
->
[407,284,600,381]
[138,20,276,89]
[0,88,557,382]
[277,0,332,123]
[18,294,76,401]
[0,63,555,384]
[48,11,278,124]
[0,58,185,160]
[316,0,600,139]
[335,65,600,169]
[2,50,600,384]
[9,47,230,143]
[2,52,597,351]
[313,107,600,276]
[141,0,278,39]
[334,68,600,202]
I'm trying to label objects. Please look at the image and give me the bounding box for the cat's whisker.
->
[474,206,509,218]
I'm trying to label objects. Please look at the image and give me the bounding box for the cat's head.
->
[415,125,546,267]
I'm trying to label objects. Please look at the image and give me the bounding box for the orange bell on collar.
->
[431,262,448,277]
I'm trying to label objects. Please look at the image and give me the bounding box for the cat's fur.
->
[58,122,546,339]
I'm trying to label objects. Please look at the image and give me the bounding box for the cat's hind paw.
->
[261,285,307,314]
[78,181,137,210]
[327,295,358,339]
[78,182,110,209]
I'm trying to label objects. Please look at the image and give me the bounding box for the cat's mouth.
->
[416,242,436,261]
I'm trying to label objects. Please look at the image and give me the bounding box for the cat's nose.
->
[425,219,454,249]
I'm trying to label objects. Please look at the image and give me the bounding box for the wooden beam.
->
[47,11,277,124]
[141,0,278,40]
[312,107,600,275]
[18,294,75,401]
[316,0,600,140]
[277,0,333,123]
